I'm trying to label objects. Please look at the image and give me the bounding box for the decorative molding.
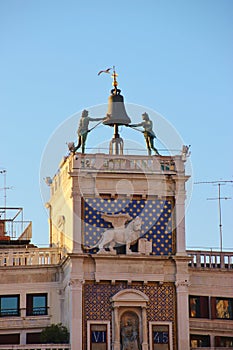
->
[111,288,149,306]
[56,288,65,297]
[175,280,190,288]
[70,189,81,199]
[69,278,84,288]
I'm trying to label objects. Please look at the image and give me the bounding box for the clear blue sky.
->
[0,0,232,249]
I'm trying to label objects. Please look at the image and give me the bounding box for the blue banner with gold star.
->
[83,197,174,255]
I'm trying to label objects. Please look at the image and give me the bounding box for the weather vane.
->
[111,66,118,92]
[97,66,119,94]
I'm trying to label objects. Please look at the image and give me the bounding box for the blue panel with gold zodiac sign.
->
[82,197,174,255]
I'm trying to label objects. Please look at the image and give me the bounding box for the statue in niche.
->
[127,112,159,156]
[121,313,140,350]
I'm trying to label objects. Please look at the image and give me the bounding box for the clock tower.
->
[47,70,191,350]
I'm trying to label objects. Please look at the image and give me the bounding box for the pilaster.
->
[175,279,190,349]
[141,306,148,350]
[20,331,26,345]
[69,278,84,349]
[71,190,82,253]
[175,179,187,255]
[113,306,121,350]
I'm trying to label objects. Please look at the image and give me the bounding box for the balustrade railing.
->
[187,250,233,269]
[0,247,63,267]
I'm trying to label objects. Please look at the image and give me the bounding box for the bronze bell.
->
[103,90,131,126]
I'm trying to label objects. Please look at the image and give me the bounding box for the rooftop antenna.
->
[194,180,233,252]
[0,169,13,220]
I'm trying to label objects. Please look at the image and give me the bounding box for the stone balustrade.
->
[187,250,233,269]
[0,247,63,267]
[2,247,232,269]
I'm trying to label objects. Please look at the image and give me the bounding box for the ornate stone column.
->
[113,306,121,350]
[141,306,148,350]
[175,280,190,349]
[69,279,84,349]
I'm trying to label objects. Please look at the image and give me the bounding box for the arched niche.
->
[111,289,149,350]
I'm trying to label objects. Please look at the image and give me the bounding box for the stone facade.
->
[47,151,190,350]
[0,152,232,350]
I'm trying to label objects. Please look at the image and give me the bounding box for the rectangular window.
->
[26,293,47,316]
[190,334,210,348]
[211,297,233,320]
[87,321,110,350]
[215,336,233,347]
[149,322,172,350]
[0,295,20,317]
[189,296,209,318]
[0,334,20,345]
[26,332,42,344]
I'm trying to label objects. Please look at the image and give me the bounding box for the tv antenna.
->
[194,180,233,251]
[0,169,13,220]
